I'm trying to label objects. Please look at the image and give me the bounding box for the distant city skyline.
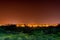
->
[0,23,58,28]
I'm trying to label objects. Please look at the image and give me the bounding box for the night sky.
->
[0,0,60,24]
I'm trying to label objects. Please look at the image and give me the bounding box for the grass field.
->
[0,32,60,40]
[0,24,60,40]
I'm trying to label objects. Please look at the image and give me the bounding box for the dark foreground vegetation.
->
[0,24,60,40]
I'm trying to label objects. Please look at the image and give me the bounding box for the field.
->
[0,32,60,40]
[0,24,60,40]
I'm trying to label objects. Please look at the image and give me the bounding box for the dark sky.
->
[0,0,60,24]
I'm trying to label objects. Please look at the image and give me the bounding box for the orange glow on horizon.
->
[16,24,58,27]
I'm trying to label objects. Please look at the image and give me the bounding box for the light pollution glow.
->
[0,24,57,27]
[0,0,60,24]
[16,24,58,27]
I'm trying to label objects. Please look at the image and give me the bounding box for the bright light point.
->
[20,24,25,27]
[32,24,38,27]
[27,24,33,27]
[45,24,49,27]
[38,25,42,27]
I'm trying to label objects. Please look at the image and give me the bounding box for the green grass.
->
[0,32,60,40]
